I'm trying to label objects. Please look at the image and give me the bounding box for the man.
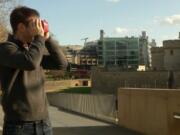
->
[0,6,68,135]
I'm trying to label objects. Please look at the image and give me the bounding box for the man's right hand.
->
[28,18,44,37]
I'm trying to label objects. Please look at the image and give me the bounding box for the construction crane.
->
[81,37,88,46]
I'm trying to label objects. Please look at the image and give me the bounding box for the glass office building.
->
[98,36,149,70]
[98,37,139,69]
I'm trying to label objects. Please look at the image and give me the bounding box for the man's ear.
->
[17,23,26,32]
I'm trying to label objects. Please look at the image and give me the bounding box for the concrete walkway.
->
[0,106,142,135]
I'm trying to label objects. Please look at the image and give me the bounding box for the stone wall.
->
[151,47,164,70]
[91,71,180,94]
[118,88,180,135]
[45,79,91,92]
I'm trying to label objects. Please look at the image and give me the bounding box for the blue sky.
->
[22,0,180,46]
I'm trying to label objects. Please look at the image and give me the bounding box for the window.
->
[106,51,115,56]
[170,50,174,55]
[130,51,135,55]
[116,42,127,49]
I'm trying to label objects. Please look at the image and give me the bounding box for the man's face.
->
[18,16,40,43]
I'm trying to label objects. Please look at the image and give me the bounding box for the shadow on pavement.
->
[52,126,144,135]
[0,126,143,135]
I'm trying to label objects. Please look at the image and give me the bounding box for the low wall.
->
[45,80,71,91]
[45,79,91,92]
[118,88,180,135]
[91,71,180,94]
[47,93,116,123]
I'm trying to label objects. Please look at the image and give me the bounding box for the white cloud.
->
[106,0,120,3]
[161,14,180,25]
[114,27,129,34]
[111,27,151,38]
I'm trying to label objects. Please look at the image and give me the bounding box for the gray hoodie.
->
[0,35,68,121]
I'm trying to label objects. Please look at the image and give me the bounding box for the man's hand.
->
[28,19,44,37]
[44,32,50,40]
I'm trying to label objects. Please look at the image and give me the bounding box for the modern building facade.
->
[62,45,83,64]
[62,44,98,66]
[62,30,152,71]
[78,41,98,66]
[98,37,140,69]
[97,30,150,70]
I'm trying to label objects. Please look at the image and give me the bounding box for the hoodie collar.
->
[7,34,29,49]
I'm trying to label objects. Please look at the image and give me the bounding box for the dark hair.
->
[10,6,40,33]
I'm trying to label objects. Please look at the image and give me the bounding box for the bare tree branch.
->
[0,0,21,41]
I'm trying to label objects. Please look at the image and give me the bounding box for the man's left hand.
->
[44,32,50,40]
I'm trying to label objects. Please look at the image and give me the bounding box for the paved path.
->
[0,105,142,135]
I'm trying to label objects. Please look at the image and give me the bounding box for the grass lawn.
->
[59,87,91,94]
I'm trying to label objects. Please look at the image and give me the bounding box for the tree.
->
[0,0,21,41]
